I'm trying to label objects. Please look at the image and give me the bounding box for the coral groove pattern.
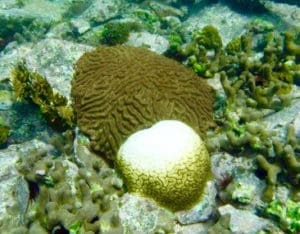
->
[72,45,215,160]
[116,120,211,211]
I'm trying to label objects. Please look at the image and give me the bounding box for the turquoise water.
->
[0,0,300,233]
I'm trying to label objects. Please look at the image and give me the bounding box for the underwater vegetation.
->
[100,22,141,46]
[11,61,74,131]
[101,22,132,46]
[0,116,9,147]
[263,199,300,233]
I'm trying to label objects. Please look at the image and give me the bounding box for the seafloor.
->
[0,0,300,233]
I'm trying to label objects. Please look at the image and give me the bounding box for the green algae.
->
[101,22,132,46]
[264,199,300,233]
[0,116,9,146]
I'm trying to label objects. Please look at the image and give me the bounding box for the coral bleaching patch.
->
[116,120,211,211]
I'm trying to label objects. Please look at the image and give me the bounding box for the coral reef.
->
[186,25,222,77]
[166,23,300,206]
[1,0,299,230]
[116,120,211,211]
[213,30,300,200]
[11,61,74,131]
[0,139,124,233]
[72,45,215,161]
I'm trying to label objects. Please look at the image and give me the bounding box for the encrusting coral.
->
[71,45,215,161]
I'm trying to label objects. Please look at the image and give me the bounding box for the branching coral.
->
[181,25,223,77]
[3,141,125,233]
[166,25,300,204]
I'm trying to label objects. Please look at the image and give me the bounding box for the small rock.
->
[46,22,73,39]
[0,140,53,219]
[218,204,274,233]
[175,222,210,234]
[25,38,93,99]
[79,0,125,24]
[184,3,251,44]
[70,18,91,35]
[264,1,300,28]
[265,98,300,137]
[223,173,264,207]
[118,193,175,234]
[211,152,256,185]
[0,43,33,82]
[126,32,169,54]
[176,181,217,224]
[0,0,20,9]
[293,111,300,138]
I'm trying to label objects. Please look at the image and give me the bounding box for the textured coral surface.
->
[116,120,211,211]
[72,45,215,160]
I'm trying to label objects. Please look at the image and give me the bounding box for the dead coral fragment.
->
[11,61,74,131]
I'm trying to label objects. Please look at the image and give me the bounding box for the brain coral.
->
[72,45,215,160]
[116,120,211,211]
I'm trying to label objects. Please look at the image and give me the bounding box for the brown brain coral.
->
[71,45,215,160]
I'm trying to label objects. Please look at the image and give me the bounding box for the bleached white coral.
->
[116,120,211,211]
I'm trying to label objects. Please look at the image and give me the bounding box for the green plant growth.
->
[101,22,140,46]
[264,199,300,233]
[11,61,74,131]
[0,116,9,146]
[133,9,160,33]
